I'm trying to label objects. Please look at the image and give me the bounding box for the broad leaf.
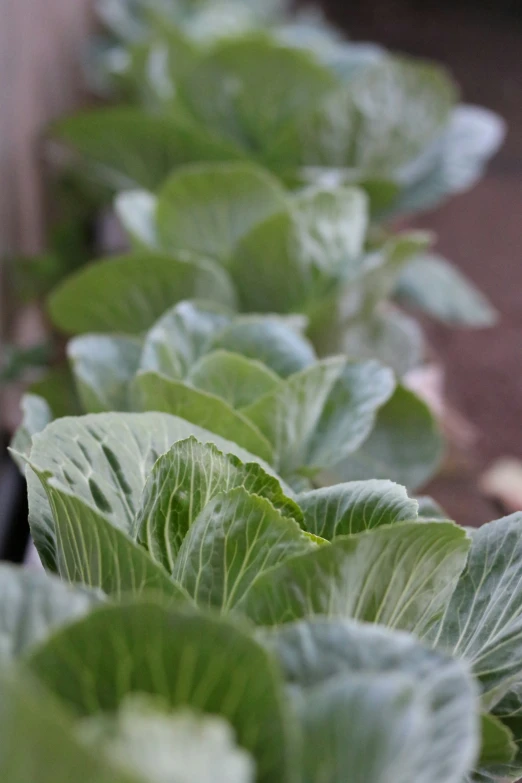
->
[241,357,345,476]
[297,479,418,540]
[36,477,185,602]
[395,254,497,327]
[181,36,336,152]
[10,394,52,470]
[209,315,316,377]
[477,714,516,769]
[0,564,99,661]
[115,189,158,250]
[306,360,395,472]
[27,604,295,783]
[341,306,425,377]
[139,300,232,379]
[156,162,288,261]
[174,487,313,611]
[261,618,479,783]
[188,350,280,408]
[230,187,368,313]
[431,513,522,709]
[392,105,505,216]
[136,437,301,570]
[282,55,456,174]
[49,253,236,334]
[238,521,469,635]
[328,384,443,490]
[68,335,142,412]
[134,371,274,462]
[25,412,275,569]
[53,107,244,191]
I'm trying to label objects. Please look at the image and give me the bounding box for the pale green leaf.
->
[139,300,232,379]
[341,306,425,377]
[237,522,469,636]
[230,187,368,314]
[53,107,244,191]
[261,618,479,783]
[10,394,52,471]
[26,412,274,569]
[209,315,316,377]
[297,480,418,540]
[134,371,274,462]
[241,357,345,476]
[48,253,236,335]
[392,106,505,216]
[36,476,185,602]
[306,360,395,472]
[27,604,295,783]
[188,350,280,408]
[136,437,301,570]
[181,36,335,152]
[156,162,288,261]
[68,335,142,412]
[0,564,99,661]
[431,513,522,710]
[174,487,313,611]
[395,254,497,328]
[328,384,443,490]
[115,189,159,250]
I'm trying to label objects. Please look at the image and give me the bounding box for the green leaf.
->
[115,189,159,250]
[53,107,244,191]
[241,357,345,477]
[29,364,81,418]
[392,106,505,216]
[36,477,185,602]
[416,495,449,520]
[134,371,274,462]
[10,394,53,471]
[305,360,395,473]
[0,668,136,783]
[209,315,316,378]
[297,480,418,540]
[48,253,236,335]
[188,350,280,408]
[136,437,302,571]
[26,412,274,569]
[288,55,456,175]
[140,300,232,379]
[27,603,295,783]
[261,618,479,783]
[174,487,313,611]
[430,513,522,710]
[83,698,255,783]
[230,187,368,313]
[181,36,335,152]
[328,384,443,490]
[237,521,469,634]
[478,714,516,768]
[341,306,425,377]
[68,335,142,412]
[156,162,288,262]
[395,254,497,327]
[0,564,99,661]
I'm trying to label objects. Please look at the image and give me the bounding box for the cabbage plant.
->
[12,301,442,490]
[57,32,504,220]
[48,163,496,378]
[6,413,522,782]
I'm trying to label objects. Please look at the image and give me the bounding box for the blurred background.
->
[0,0,521,534]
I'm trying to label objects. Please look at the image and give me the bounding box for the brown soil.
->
[320,1,522,526]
